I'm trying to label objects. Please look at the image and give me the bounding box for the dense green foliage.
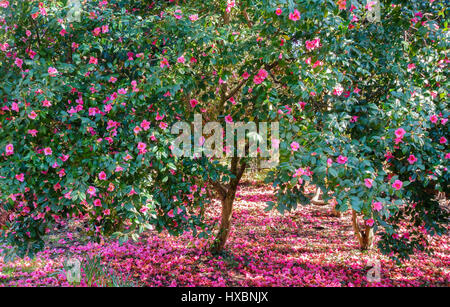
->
[0,0,448,261]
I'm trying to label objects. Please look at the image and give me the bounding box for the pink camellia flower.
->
[242,71,250,79]
[159,122,168,130]
[102,25,109,33]
[430,114,438,123]
[15,58,23,68]
[394,137,404,145]
[441,118,448,125]
[327,158,333,167]
[168,209,175,218]
[253,75,263,84]
[440,137,447,144]
[160,57,170,68]
[104,209,111,215]
[275,8,282,15]
[117,88,127,95]
[312,60,323,68]
[372,201,383,212]
[407,63,416,71]
[190,99,198,108]
[64,191,72,199]
[15,173,24,182]
[155,112,165,121]
[87,186,97,197]
[48,67,58,77]
[93,27,101,36]
[28,111,37,119]
[392,179,403,190]
[98,171,107,180]
[177,55,185,63]
[141,119,150,131]
[290,141,300,151]
[332,85,344,96]
[189,14,198,21]
[226,0,235,12]
[28,129,38,136]
[336,155,348,164]
[365,218,374,227]
[305,38,320,51]
[253,69,268,84]
[11,102,19,112]
[258,69,268,79]
[337,0,347,10]
[407,154,417,164]
[94,199,102,207]
[225,115,233,123]
[174,9,182,19]
[43,147,52,156]
[89,56,98,65]
[5,144,14,155]
[57,168,66,177]
[289,9,300,21]
[137,142,147,151]
[364,178,373,188]
[395,128,406,139]
[293,167,305,178]
[123,153,133,161]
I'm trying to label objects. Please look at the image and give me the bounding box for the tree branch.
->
[210,180,228,200]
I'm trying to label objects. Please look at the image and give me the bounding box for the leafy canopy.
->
[0,0,448,261]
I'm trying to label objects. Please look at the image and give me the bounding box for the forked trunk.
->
[351,209,374,250]
[210,157,246,254]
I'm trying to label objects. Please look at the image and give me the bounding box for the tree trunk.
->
[351,209,374,250]
[332,204,342,218]
[210,188,237,254]
[210,157,246,254]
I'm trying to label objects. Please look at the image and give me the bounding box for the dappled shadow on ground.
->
[0,183,449,286]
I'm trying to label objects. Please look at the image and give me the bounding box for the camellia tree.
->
[0,0,448,262]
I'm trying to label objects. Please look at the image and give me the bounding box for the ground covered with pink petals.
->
[1,184,449,287]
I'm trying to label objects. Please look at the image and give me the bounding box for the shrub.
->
[0,0,448,262]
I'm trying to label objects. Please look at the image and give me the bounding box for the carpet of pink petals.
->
[1,184,449,287]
